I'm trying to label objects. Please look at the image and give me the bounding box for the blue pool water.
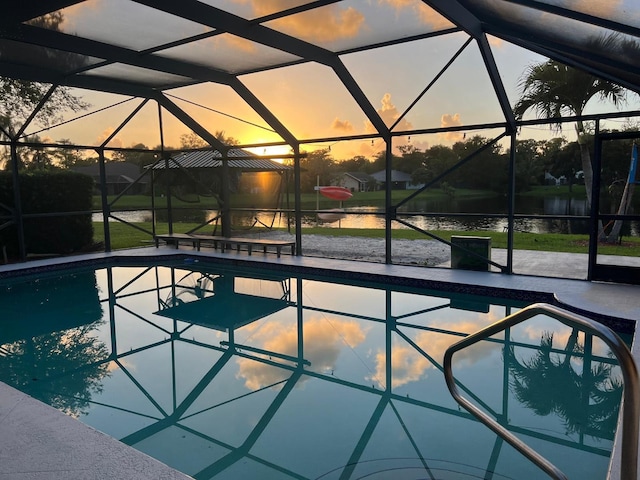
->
[0,260,628,479]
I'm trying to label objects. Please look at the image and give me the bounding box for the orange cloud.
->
[567,0,623,18]
[439,113,464,143]
[95,128,123,148]
[381,0,454,30]
[332,118,354,132]
[216,34,257,53]
[236,317,367,390]
[366,93,413,133]
[487,35,504,48]
[255,2,365,43]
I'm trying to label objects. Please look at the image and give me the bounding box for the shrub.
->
[0,171,94,256]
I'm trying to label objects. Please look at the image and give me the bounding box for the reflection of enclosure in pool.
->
[0,262,628,480]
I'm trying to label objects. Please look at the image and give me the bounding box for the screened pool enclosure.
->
[1,1,640,283]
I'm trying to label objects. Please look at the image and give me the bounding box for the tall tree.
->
[513,58,627,211]
[422,144,458,184]
[179,130,239,149]
[299,149,336,192]
[52,139,87,168]
[514,40,640,241]
[0,12,89,170]
[336,155,369,173]
[511,138,545,191]
[111,143,157,170]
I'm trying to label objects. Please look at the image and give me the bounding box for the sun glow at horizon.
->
[245,143,293,161]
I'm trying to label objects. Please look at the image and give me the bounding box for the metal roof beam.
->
[132,0,389,136]
[1,1,84,24]
[154,93,228,152]
[132,0,337,66]
[0,61,159,98]
[251,0,341,24]
[230,79,298,147]
[425,0,517,131]
[491,26,640,95]
[332,61,390,137]
[2,24,234,86]
[502,0,640,39]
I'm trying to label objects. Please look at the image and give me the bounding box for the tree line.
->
[298,131,636,197]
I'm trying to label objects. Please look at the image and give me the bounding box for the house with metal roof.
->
[146,149,292,172]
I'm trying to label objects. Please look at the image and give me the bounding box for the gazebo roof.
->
[148,149,292,171]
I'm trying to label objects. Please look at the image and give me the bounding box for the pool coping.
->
[1,246,639,479]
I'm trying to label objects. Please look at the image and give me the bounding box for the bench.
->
[153,233,295,258]
[153,233,201,249]
[193,235,296,258]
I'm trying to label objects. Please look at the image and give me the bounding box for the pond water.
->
[97,195,638,235]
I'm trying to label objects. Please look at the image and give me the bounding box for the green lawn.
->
[93,186,639,256]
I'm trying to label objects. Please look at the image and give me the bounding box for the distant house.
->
[544,171,568,186]
[72,162,147,195]
[341,172,375,192]
[371,170,420,190]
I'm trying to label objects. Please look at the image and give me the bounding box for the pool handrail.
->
[443,302,639,480]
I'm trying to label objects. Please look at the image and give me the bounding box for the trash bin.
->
[451,236,491,271]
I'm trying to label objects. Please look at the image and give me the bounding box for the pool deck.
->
[1,246,639,479]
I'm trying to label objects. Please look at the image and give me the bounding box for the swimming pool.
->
[0,259,629,479]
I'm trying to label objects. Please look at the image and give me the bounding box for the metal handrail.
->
[443,303,639,480]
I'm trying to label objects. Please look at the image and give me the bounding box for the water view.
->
[100,194,640,236]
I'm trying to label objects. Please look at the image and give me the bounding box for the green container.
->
[451,236,491,271]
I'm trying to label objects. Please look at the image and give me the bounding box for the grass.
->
[93,222,640,256]
[92,187,638,256]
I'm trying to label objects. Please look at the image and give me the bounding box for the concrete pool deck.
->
[0,246,639,479]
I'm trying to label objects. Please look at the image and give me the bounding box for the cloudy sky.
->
[30,0,640,159]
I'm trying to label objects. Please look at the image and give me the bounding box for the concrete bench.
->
[154,233,295,258]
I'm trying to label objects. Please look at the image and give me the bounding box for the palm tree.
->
[513,58,627,211]
[514,34,640,242]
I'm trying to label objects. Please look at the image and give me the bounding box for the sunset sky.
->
[26,0,640,160]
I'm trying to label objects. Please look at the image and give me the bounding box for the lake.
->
[96,195,638,235]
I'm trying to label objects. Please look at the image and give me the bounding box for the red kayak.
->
[318,186,353,201]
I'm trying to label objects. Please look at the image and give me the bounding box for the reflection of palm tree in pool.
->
[507,332,622,440]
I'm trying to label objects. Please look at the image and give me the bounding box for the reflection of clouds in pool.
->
[522,322,612,358]
[106,358,134,372]
[368,315,501,389]
[236,317,366,390]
